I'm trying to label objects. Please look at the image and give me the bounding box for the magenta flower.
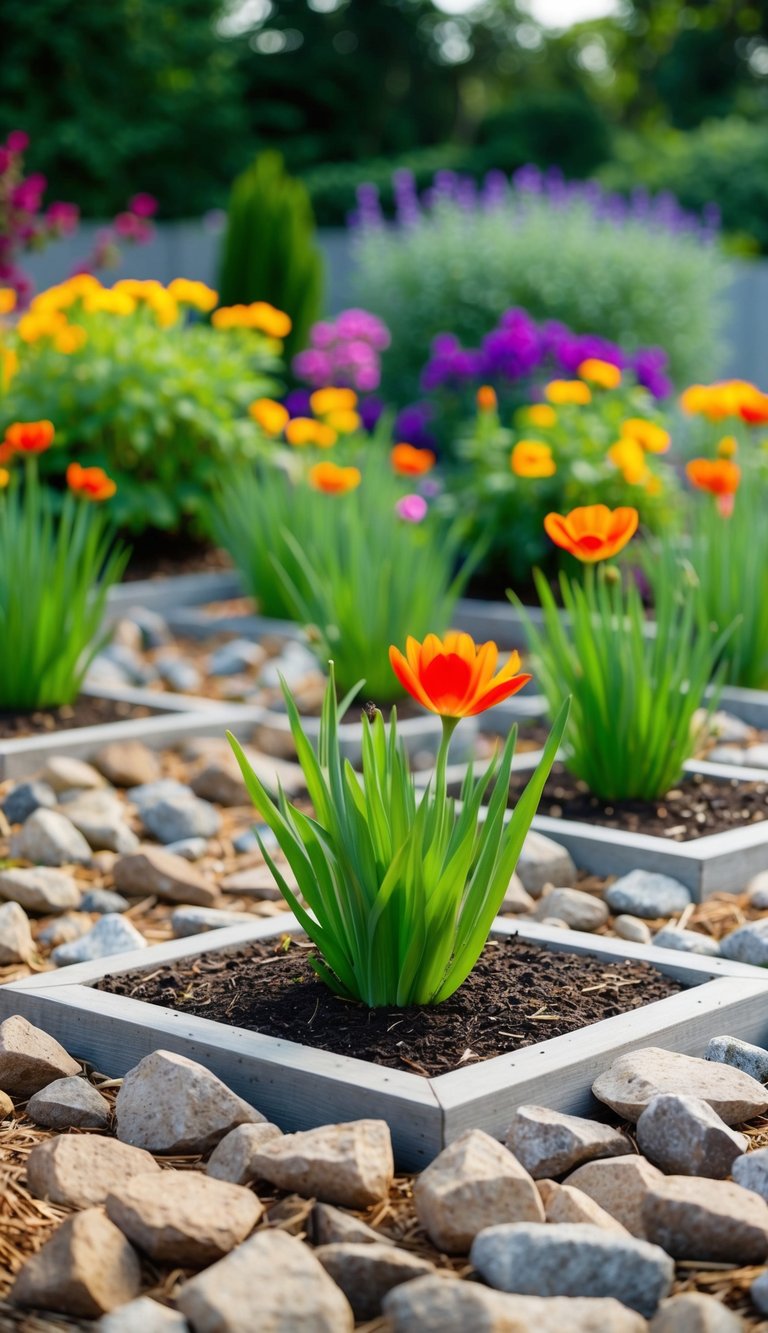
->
[396,494,428,523]
[129,192,158,218]
[6,131,29,154]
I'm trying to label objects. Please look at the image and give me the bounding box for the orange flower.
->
[285,418,337,448]
[476,385,497,412]
[308,462,361,494]
[391,443,436,476]
[54,324,87,355]
[608,438,649,486]
[740,388,768,426]
[249,398,289,437]
[578,358,621,390]
[0,467,9,489]
[620,417,670,454]
[0,288,17,315]
[523,404,557,429]
[510,440,556,478]
[66,462,117,502]
[0,438,15,465]
[686,457,741,517]
[389,633,531,720]
[544,380,592,406]
[324,409,361,434]
[544,504,639,563]
[4,420,55,454]
[310,387,358,416]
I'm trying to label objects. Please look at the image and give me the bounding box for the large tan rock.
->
[106,1169,262,1265]
[564,1155,664,1239]
[26,1075,110,1130]
[505,1105,630,1178]
[93,742,162,788]
[593,1048,768,1125]
[0,1014,80,1097]
[26,1132,160,1209]
[10,1208,141,1318]
[206,1121,283,1184]
[643,1176,768,1263]
[247,1119,394,1209]
[383,1278,647,1333]
[650,1292,745,1332]
[414,1128,545,1254]
[316,1241,437,1320]
[115,1049,265,1154]
[113,847,218,906]
[176,1228,354,1332]
[536,1180,630,1233]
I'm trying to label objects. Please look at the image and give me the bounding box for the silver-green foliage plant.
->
[229,669,567,1007]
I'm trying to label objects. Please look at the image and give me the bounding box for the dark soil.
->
[0,694,166,741]
[493,763,768,842]
[96,933,682,1077]
[123,533,232,582]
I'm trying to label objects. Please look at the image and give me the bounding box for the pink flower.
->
[11,174,46,212]
[46,201,80,235]
[7,131,29,154]
[395,494,428,523]
[129,193,158,218]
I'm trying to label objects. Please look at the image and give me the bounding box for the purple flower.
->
[396,494,428,523]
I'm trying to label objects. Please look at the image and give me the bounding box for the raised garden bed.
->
[4,914,768,1168]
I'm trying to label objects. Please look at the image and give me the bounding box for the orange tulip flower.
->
[510,440,556,478]
[308,462,361,494]
[544,504,639,563]
[66,462,117,502]
[3,420,55,455]
[578,358,621,390]
[249,398,289,437]
[686,457,741,517]
[391,443,436,476]
[389,632,531,720]
[476,385,497,412]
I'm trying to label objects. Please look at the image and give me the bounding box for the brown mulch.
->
[0,697,164,743]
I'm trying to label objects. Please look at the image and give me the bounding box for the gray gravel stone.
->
[643,1176,768,1262]
[11,808,91,866]
[564,1155,664,1239]
[116,1049,265,1154]
[171,906,256,937]
[316,1241,436,1320]
[751,1270,768,1316]
[652,925,721,956]
[470,1222,673,1318]
[42,757,106,792]
[113,846,218,906]
[92,741,162,789]
[52,914,147,966]
[592,1047,768,1124]
[613,914,652,945]
[732,1147,768,1201]
[742,744,768,768]
[141,793,221,843]
[0,901,33,964]
[96,1295,189,1332]
[206,1122,283,1184]
[1,781,56,825]
[720,919,768,966]
[504,1105,630,1179]
[532,888,608,932]
[604,869,691,918]
[636,1093,747,1178]
[414,1128,544,1253]
[747,872,768,910]
[209,639,266,676]
[126,607,171,650]
[650,1292,746,1332]
[58,792,139,855]
[26,1076,110,1130]
[310,1202,386,1247]
[37,912,92,947]
[164,837,208,861]
[384,1280,647,1333]
[81,889,130,914]
[248,1119,394,1209]
[127,779,191,809]
[516,832,577,896]
[0,866,81,914]
[706,1035,768,1084]
[156,657,203,693]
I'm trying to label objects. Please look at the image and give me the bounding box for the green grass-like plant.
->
[228,669,566,1007]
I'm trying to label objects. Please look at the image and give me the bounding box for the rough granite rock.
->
[96,1295,189,1331]
[751,1271,768,1316]
[0,865,81,914]
[93,742,162,788]
[113,846,219,907]
[106,1170,262,1265]
[505,1105,630,1178]
[636,1093,747,1178]
[652,925,721,957]
[0,1014,80,1097]
[604,869,691,918]
[10,1208,141,1318]
[247,1119,394,1209]
[315,1241,437,1320]
[470,1221,674,1318]
[57,791,139,855]
[0,900,33,963]
[643,1176,768,1262]
[26,1075,111,1130]
[515,831,577,896]
[171,905,255,937]
[10,807,92,866]
[383,1280,647,1333]
[592,1047,768,1124]
[733,1146,768,1201]
[650,1292,746,1332]
[706,1035,768,1085]
[532,888,609,932]
[42,756,107,792]
[1,780,56,826]
[720,919,768,966]
[140,793,221,844]
[414,1128,544,1254]
[311,1202,387,1247]
[535,1180,630,1232]
[26,1133,160,1209]
[115,1049,265,1154]
[206,1121,283,1184]
[563,1155,664,1239]
[52,913,147,966]
[500,874,535,914]
[176,1228,354,1332]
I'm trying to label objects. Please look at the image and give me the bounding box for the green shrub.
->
[219,151,324,360]
[351,170,729,401]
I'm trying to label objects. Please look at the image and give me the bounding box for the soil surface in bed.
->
[490,763,768,842]
[97,933,682,1077]
[0,694,167,741]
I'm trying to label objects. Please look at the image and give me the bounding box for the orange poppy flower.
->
[3,420,55,454]
[389,633,531,720]
[740,389,768,426]
[249,398,289,437]
[620,418,670,454]
[544,504,639,563]
[308,462,361,494]
[476,385,497,412]
[686,457,741,517]
[66,462,117,502]
[544,380,592,406]
[510,440,556,478]
[391,443,436,476]
[578,358,621,390]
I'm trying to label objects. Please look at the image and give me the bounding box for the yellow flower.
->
[1,347,19,390]
[17,309,67,342]
[285,417,337,448]
[717,435,738,458]
[82,287,137,317]
[167,279,219,312]
[249,398,289,436]
[620,417,670,454]
[510,440,556,478]
[54,324,87,355]
[310,387,358,416]
[608,438,649,486]
[645,474,663,496]
[212,302,292,338]
[544,380,592,406]
[523,404,557,429]
[578,358,622,390]
[0,467,9,489]
[324,409,361,434]
[0,289,17,315]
